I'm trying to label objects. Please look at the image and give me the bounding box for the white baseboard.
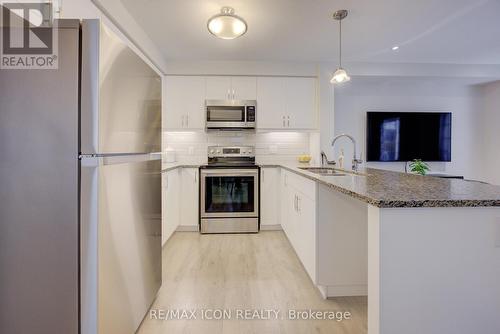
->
[321,284,367,298]
[260,224,283,231]
[176,225,199,232]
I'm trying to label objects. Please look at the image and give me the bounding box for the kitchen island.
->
[271,164,500,334]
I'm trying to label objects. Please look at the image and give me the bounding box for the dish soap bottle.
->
[338,149,345,169]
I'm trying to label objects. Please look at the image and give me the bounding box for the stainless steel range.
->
[200,146,259,234]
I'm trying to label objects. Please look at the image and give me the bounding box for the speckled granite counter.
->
[263,164,500,208]
[162,163,500,208]
[161,163,201,173]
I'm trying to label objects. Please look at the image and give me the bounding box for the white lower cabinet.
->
[162,169,180,246]
[180,168,200,229]
[162,167,199,245]
[260,167,280,227]
[279,169,317,283]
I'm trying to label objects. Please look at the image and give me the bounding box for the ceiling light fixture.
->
[392,46,400,51]
[331,9,350,84]
[207,7,247,40]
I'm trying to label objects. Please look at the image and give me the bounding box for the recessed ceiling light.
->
[207,7,247,40]
[392,46,400,51]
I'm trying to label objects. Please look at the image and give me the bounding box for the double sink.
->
[299,167,366,177]
[299,167,347,176]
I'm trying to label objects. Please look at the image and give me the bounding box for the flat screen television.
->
[366,112,452,162]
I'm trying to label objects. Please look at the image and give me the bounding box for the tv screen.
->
[366,112,452,162]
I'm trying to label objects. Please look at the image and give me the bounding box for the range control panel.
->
[208,146,255,158]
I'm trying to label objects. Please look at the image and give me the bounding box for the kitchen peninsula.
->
[274,165,500,334]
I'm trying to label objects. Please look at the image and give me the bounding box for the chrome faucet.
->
[320,151,336,167]
[331,133,363,171]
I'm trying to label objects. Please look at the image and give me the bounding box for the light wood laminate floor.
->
[137,231,367,334]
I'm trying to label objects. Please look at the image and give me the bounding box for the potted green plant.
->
[409,159,430,175]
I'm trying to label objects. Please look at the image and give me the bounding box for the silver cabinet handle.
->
[227,89,231,99]
[282,116,285,127]
[287,115,290,127]
[232,88,235,100]
[297,196,301,213]
[186,114,189,128]
[181,115,184,128]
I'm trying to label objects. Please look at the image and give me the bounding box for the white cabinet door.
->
[180,168,199,229]
[260,167,279,227]
[164,76,205,129]
[206,76,232,100]
[231,77,257,100]
[297,192,316,283]
[280,169,290,234]
[279,169,317,283]
[284,77,317,129]
[257,77,286,129]
[162,169,180,246]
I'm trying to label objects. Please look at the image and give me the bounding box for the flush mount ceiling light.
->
[330,9,351,84]
[207,7,247,40]
[392,46,400,51]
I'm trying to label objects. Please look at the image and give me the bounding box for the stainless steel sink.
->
[299,167,347,176]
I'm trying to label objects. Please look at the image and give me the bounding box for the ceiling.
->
[117,0,500,64]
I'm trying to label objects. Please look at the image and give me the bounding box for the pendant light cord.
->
[339,19,342,68]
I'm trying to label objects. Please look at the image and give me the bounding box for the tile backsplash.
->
[162,131,314,165]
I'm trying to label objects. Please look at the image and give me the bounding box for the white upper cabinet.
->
[257,77,286,129]
[285,77,317,129]
[164,75,315,130]
[164,76,205,129]
[257,77,317,130]
[206,76,257,100]
[231,77,257,100]
[205,76,232,100]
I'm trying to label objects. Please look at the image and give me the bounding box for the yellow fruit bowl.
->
[298,155,312,163]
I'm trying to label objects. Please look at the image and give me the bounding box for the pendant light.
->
[207,7,247,40]
[331,10,351,84]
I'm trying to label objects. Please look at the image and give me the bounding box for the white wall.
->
[331,76,484,179]
[59,0,167,74]
[478,80,500,185]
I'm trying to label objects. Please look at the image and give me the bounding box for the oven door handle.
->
[200,169,259,176]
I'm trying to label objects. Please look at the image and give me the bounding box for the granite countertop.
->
[161,163,201,173]
[271,164,500,208]
[162,162,500,208]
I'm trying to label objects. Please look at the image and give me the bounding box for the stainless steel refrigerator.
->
[0,19,162,334]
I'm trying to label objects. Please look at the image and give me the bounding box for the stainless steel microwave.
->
[205,100,256,130]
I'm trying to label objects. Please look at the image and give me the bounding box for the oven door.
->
[201,168,259,218]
